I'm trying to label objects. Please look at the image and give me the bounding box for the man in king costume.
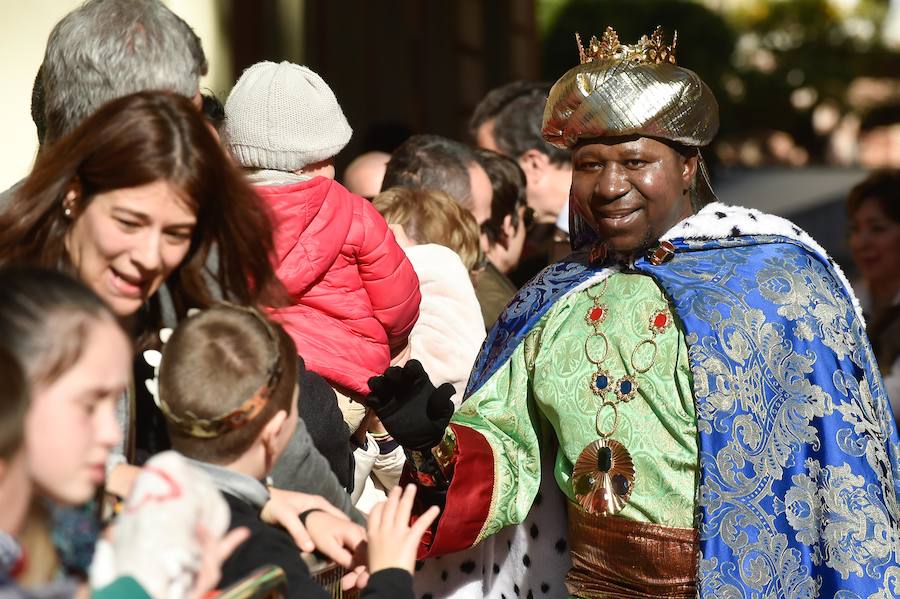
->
[367,26,900,598]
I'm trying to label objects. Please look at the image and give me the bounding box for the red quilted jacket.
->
[257,177,420,396]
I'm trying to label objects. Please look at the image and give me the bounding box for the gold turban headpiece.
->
[542,26,719,149]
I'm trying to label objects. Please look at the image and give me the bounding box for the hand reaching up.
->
[367,484,440,575]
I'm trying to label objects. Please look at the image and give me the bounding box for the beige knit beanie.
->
[225,61,352,171]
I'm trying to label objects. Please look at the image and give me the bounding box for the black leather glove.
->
[366,359,455,451]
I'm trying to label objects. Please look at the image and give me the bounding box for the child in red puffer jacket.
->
[225,61,420,404]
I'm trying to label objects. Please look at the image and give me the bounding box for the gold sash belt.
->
[565,502,699,598]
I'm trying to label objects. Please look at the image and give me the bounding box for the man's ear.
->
[518,149,550,184]
[681,153,700,191]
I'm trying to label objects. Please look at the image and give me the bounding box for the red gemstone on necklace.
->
[590,307,604,321]
[653,312,668,329]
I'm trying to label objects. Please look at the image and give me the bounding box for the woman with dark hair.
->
[0,92,362,553]
[0,91,282,348]
[473,149,531,329]
[848,170,900,412]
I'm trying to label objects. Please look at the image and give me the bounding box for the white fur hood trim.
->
[662,202,863,321]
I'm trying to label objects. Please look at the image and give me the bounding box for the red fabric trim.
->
[418,423,495,558]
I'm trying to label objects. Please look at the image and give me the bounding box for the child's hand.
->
[261,488,350,553]
[366,484,440,575]
[304,511,367,568]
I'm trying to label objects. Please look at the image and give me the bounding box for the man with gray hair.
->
[40,0,207,145]
[1,0,207,206]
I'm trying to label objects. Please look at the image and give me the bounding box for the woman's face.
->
[849,198,900,286]
[25,318,131,505]
[65,180,197,318]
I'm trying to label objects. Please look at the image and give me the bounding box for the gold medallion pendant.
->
[572,438,635,516]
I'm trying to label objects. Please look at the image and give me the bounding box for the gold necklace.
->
[572,277,673,516]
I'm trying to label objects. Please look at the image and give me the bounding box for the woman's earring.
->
[64,206,72,217]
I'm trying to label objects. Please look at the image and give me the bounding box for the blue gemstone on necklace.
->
[620,380,632,394]
[595,375,609,389]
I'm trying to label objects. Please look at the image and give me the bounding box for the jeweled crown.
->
[577,26,677,65]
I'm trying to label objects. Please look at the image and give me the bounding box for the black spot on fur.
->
[555,538,567,553]
[493,563,500,574]
[501,595,507,599]
[530,523,539,539]
[730,226,741,237]
[514,584,520,596]
[441,570,448,581]
[422,595,433,599]
[541,583,550,593]
[507,539,512,549]
[715,211,727,219]
[792,226,801,235]
[527,592,534,599]
[523,554,531,568]
[460,561,476,574]
[749,213,757,221]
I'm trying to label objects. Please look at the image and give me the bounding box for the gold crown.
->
[577,26,677,65]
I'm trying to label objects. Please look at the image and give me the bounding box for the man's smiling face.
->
[570,136,697,257]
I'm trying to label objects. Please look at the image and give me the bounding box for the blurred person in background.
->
[382,134,493,225]
[343,151,391,200]
[470,82,572,285]
[374,186,485,402]
[473,149,531,329]
[360,186,483,511]
[848,170,900,415]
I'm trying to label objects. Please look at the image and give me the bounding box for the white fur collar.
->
[662,202,863,321]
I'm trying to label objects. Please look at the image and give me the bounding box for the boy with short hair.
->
[157,305,428,598]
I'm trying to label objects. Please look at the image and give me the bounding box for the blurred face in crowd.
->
[849,197,900,287]
[64,180,197,318]
[571,136,696,257]
[25,317,130,504]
